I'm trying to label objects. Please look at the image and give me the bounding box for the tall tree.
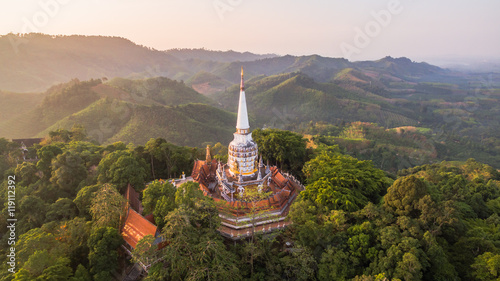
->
[16,228,65,268]
[142,180,176,215]
[18,195,47,232]
[14,251,73,281]
[15,162,38,187]
[384,175,429,218]
[50,150,87,197]
[132,235,159,270]
[87,227,123,281]
[97,150,148,192]
[90,184,125,228]
[160,204,240,281]
[45,198,77,222]
[472,252,500,281]
[36,144,64,180]
[237,187,273,277]
[302,151,391,212]
[73,184,100,218]
[144,138,195,180]
[174,181,205,209]
[252,128,308,175]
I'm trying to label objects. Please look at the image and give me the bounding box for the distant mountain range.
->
[165,48,278,62]
[1,33,447,93]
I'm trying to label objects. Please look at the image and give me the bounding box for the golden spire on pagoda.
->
[206,145,212,165]
[240,66,244,91]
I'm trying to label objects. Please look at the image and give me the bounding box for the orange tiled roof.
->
[121,208,157,249]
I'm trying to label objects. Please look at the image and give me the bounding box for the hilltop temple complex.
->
[191,68,303,239]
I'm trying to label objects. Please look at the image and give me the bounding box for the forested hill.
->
[214,72,417,128]
[165,48,278,62]
[0,77,235,147]
[0,34,178,93]
[0,33,447,93]
[0,34,277,92]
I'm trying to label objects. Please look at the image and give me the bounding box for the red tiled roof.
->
[121,208,157,249]
[12,138,43,147]
[283,186,291,194]
[274,172,286,187]
[124,184,142,214]
[192,159,218,189]
[200,183,210,196]
[144,214,155,225]
[191,160,204,178]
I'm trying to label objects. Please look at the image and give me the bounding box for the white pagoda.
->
[191,67,303,239]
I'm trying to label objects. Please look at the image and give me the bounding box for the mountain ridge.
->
[0,33,446,93]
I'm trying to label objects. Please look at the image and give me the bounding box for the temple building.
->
[192,68,303,239]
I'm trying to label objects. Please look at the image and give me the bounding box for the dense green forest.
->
[1,32,500,280]
[1,128,499,280]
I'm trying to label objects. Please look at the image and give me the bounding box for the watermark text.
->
[6,175,17,274]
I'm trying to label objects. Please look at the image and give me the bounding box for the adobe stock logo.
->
[213,0,243,21]
[9,0,72,53]
[340,0,404,61]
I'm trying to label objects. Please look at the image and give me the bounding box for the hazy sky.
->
[1,0,499,63]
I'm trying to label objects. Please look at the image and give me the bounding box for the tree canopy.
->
[252,128,308,176]
[1,127,499,281]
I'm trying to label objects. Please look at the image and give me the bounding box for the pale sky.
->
[1,0,499,63]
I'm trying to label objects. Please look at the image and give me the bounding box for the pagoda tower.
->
[190,67,303,240]
[227,67,259,177]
